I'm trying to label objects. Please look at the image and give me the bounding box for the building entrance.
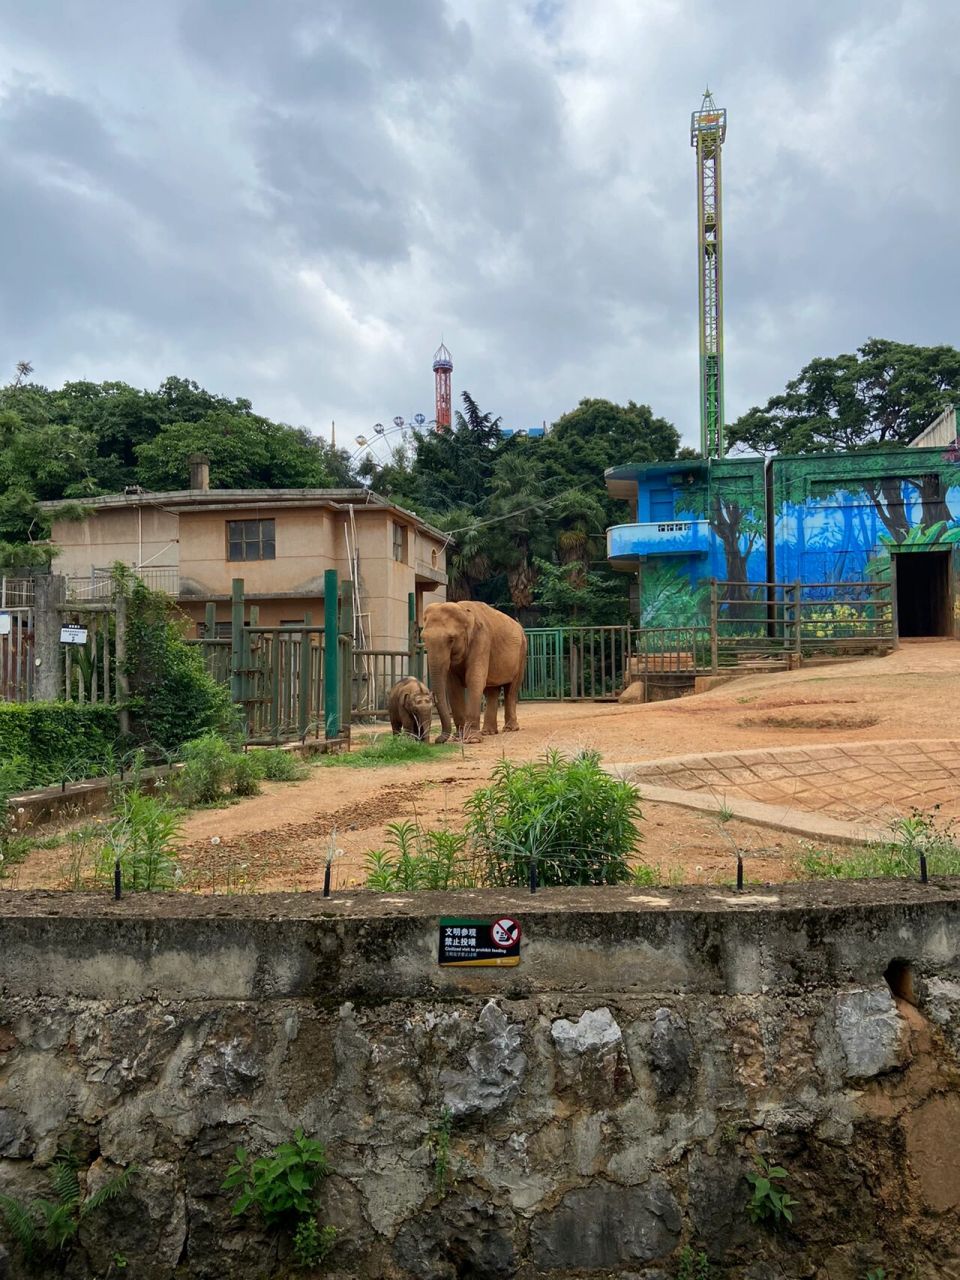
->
[894,550,952,637]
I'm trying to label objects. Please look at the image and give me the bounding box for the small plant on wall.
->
[222,1129,337,1269]
[744,1154,797,1227]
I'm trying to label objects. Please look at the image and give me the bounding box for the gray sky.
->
[0,0,956,453]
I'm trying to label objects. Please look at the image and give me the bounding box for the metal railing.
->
[65,566,180,601]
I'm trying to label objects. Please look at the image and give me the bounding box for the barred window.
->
[393,521,407,563]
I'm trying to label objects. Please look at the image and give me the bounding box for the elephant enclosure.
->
[9,642,960,894]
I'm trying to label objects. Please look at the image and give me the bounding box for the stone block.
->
[835,988,903,1080]
[530,1179,680,1270]
[648,1008,694,1098]
[441,1000,527,1118]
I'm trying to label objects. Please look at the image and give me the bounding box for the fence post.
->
[889,563,900,649]
[709,578,719,674]
[793,580,802,659]
[230,578,245,707]
[115,588,130,736]
[33,574,66,701]
[204,601,216,638]
[298,612,311,740]
[340,580,354,733]
[324,569,340,739]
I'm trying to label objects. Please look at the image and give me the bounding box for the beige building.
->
[42,473,447,649]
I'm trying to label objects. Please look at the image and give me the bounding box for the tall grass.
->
[796,809,960,880]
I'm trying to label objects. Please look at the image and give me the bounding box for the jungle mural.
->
[613,445,960,630]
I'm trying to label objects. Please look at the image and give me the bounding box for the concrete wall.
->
[50,506,179,578]
[1,883,959,1279]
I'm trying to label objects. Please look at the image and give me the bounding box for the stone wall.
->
[1,883,960,1278]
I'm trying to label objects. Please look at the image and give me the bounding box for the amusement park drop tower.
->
[691,89,727,459]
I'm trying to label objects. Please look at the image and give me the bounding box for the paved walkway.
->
[611,738,960,842]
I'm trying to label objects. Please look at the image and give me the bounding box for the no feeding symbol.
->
[491,917,521,949]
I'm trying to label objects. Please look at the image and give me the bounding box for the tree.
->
[730,339,960,455]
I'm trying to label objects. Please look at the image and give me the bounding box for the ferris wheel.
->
[349,413,432,472]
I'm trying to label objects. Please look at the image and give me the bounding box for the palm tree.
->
[551,491,606,588]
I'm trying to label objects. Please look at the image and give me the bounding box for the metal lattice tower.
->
[432,341,453,432]
[691,88,727,458]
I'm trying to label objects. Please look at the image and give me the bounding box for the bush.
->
[176,734,240,805]
[124,579,236,752]
[365,820,474,891]
[253,749,309,782]
[0,702,121,788]
[229,752,262,797]
[465,749,642,886]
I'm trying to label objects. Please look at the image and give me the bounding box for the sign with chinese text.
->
[438,917,522,967]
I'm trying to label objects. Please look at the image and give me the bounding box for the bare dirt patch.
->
[740,711,881,730]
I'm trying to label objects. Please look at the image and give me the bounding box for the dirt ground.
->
[9,639,960,893]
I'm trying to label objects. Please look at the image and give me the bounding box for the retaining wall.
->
[1,883,960,1278]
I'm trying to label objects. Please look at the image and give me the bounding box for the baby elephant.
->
[388,677,434,741]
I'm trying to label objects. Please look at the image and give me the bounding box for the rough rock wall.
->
[1,886,960,1279]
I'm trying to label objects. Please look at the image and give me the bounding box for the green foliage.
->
[730,338,960,455]
[429,1107,455,1196]
[229,751,262,797]
[532,559,630,626]
[0,1148,135,1267]
[223,1129,330,1225]
[176,733,239,804]
[253,748,310,781]
[322,734,456,768]
[677,1245,711,1280]
[638,561,711,627]
[365,821,474,891]
[0,701,121,787]
[745,1155,797,1226]
[124,580,236,751]
[796,808,960,880]
[0,754,29,876]
[865,1270,886,1280]
[465,750,642,887]
[223,1129,336,1268]
[880,519,960,548]
[292,1217,338,1268]
[95,789,182,891]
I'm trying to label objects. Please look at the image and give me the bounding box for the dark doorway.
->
[894,550,952,637]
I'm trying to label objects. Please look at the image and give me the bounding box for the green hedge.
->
[0,702,122,789]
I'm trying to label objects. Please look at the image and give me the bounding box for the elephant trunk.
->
[428,650,454,742]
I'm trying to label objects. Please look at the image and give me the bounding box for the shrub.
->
[745,1155,797,1226]
[176,734,240,806]
[123,579,236,752]
[223,1129,336,1267]
[95,789,182,891]
[0,702,121,788]
[465,749,642,887]
[253,749,309,782]
[229,752,262,797]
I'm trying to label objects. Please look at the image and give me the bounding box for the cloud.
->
[0,0,955,460]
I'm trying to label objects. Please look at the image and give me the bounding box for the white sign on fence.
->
[60,625,89,645]
[0,613,10,636]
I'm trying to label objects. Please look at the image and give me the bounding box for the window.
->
[393,521,407,563]
[650,489,675,521]
[227,518,275,562]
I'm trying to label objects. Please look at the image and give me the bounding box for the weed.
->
[429,1107,455,1197]
[223,1129,336,1270]
[745,1155,797,1227]
[465,750,643,887]
[0,1148,135,1267]
[292,1217,338,1268]
[630,862,662,887]
[0,755,31,879]
[716,801,734,824]
[365,820,476,891]
[95,789,182,891]
[321,734,456,768]
[677,1245,711,1280]
[796,807,960,881]
[254,749,309,782]
[865,1270,886,1280]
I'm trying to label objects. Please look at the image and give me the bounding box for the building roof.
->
[40,488,448,541]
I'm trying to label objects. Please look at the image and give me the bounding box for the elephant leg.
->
[390,709,403,735]
[399,708,417,737]
[448,675,466,735]
[503,677,522,731]
[482,686,501,735]
[462,668,486,744]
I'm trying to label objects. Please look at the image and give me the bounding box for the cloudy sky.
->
[0,0,956,454]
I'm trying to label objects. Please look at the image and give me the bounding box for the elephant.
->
[387,677,434,741]
[421,601,527,744]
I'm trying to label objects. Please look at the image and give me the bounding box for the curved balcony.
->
[607,519,710,566]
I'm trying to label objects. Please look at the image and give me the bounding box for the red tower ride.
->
[432,341,453,432]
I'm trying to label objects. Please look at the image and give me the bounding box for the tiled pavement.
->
[619,739,960,824]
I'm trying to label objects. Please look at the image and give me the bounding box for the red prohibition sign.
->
[491,917,521,949]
